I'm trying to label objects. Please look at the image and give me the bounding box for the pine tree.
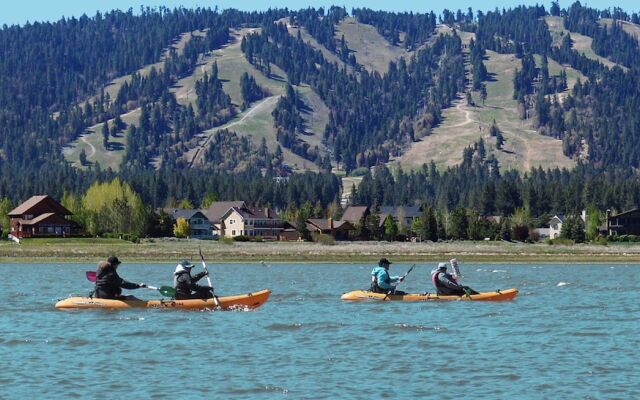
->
[101,122,109,150]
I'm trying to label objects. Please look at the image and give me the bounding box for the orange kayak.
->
[341,288,518,302]
[55,289,271,310]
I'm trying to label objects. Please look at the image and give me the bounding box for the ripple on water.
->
[223,384,289,396]
[392,323,447,332]
[571,331,608,337]
[266,322,303,331]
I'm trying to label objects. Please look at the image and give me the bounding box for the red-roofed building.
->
[8,195,78,238]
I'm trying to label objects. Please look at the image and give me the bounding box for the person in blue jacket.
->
[370,258,405,294]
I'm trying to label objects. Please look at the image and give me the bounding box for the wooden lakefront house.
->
[8,195,78,238]
[607,208,640,236]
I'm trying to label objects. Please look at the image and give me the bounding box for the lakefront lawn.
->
[2,238,640,263]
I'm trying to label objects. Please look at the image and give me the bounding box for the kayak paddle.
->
[401,264,416,280]
[199,247,220,307]
[85,270,175,297]
[382,264,416,300]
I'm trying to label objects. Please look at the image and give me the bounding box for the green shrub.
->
[254,235,263,242]
[313,233,335,245]
[233,235,250,242]
[548,238,575,245]
[219,236,234,245]
[593,235,608,246]
[349,167,370,177]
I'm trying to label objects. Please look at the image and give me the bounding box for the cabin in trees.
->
[306,218,355,240]
[8,195,78,238]
[166,209,213,239]
[549,213,565,239]
[549,211,586,239]
[380,206,422,228]
[341,205,370,226]
[607,208,640,236]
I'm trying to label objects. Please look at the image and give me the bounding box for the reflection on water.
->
[0,262,638,399]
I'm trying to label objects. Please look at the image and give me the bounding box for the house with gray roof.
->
[167,209,213,239]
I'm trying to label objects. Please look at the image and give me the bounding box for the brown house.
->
[342,205,370,226]
[8,195,77,238]
[607,208,640,236]
[306,218,355,240]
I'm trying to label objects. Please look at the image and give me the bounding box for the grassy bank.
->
[2,238,640,263]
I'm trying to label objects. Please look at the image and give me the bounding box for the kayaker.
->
[370,258,405,294]
[431,262,478,296]
[94,256,147,299]
[173,259,213,300]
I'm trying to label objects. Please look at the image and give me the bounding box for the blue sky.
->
[2,1,639,27]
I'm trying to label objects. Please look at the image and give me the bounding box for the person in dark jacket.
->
[431,262,478,296]
[173,259,213,300]
[94,256,146,299]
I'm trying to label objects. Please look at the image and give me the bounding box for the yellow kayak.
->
[341,288,518,302]
[55,289,271,310]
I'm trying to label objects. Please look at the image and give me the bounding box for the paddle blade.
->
[86,271,97,282]
[158,286,176,297]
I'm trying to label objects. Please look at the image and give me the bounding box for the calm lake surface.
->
[0,262,638,399]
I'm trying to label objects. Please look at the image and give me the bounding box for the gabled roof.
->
[610,208,640,218]
[170,209,208,221]
[306,219,354,232]
[248,207,280,220]
[19,212,73,226]
[342,206,369,224]
[8,195,72,217]
[204,201,246,223]
[549,213,565,224]
[380,206,421,219]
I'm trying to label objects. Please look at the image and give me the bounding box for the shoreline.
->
[3,239,640,263]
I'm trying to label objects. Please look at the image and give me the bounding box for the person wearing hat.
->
[173,259,213,300]
[94,256,147,299]
[370,258,405,294]
[430,262,477,296]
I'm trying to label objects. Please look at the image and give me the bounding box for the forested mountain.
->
[2,3,640,217]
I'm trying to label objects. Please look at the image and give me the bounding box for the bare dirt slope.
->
[600,18,640,43]
[336,17,413,74]
[183,29,330,172]
[279,17,350,71]
[63,31,196,170]
[545,16,624,70]
[394,47,575,172]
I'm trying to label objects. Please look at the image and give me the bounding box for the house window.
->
[232,230,236,236]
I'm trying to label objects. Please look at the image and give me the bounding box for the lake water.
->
[0,262,638,399]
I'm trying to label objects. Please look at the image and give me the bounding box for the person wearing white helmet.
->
[173,259,213,300]
[431,262,477,296]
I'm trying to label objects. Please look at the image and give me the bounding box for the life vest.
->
[174,265,194,293]
[431,270,441,289]
[371,267,390,292]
